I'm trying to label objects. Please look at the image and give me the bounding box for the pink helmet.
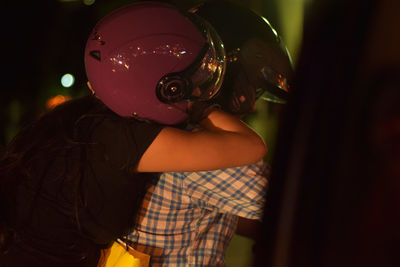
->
[84,1,226,125]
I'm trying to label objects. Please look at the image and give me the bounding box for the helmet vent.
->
[89,50,101,61]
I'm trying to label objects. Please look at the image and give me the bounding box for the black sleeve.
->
[77,117,163,245]
[90,117,164,170]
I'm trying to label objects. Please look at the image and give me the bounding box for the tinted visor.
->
[181,13,226,101]
[256,66,290,104]
[233,38,292,104]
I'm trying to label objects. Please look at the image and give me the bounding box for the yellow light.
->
[261,16,278,37]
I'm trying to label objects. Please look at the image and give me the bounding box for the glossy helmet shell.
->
[190,0,294,114]
[85,1,218,125]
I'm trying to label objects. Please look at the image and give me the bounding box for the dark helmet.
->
[85,1,226,125]
[189,0,294,115]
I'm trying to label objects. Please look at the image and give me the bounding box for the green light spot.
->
[83,0,95,6]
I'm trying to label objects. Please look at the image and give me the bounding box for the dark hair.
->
[0,95,119,251]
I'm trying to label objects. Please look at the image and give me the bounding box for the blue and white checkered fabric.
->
[127,160,268,266]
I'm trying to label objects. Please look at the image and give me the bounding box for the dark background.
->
[3,1,400,267]
[1,2,285,265]
[1,0,284,148]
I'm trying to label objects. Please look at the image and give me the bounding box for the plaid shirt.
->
[126,160,268,266]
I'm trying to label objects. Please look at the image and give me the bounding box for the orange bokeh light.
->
[46,95,72,110]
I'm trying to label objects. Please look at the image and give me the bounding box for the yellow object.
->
[98,240,150,267]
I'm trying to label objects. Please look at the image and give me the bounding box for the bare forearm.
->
[200,109,267,162]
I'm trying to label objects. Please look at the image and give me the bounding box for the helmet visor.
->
[183,14,226,100]
[256,65,290,104]
[156,14,226,104]
[232,38,292,104]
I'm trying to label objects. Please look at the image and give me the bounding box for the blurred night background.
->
[2,1,305,265]
[1,0,305,154]
[2,0,400,266]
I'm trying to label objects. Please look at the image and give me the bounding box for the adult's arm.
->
[136,109,267,172]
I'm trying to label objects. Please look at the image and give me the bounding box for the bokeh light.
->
[61,73,75,88]
[46,95,72,110]
[83,0,95,6]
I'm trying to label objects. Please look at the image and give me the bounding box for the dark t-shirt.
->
[0,96,163,266]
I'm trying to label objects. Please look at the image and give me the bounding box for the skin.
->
[87,82,267,173]
[136,108,267,172]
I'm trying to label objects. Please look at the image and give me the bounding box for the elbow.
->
[260,141,268,159]
[238,133,267,164]
[244,134,267,164]
[254,138,267,162]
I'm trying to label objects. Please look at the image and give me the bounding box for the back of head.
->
[85,1,226,125]
[189,0,294,115]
